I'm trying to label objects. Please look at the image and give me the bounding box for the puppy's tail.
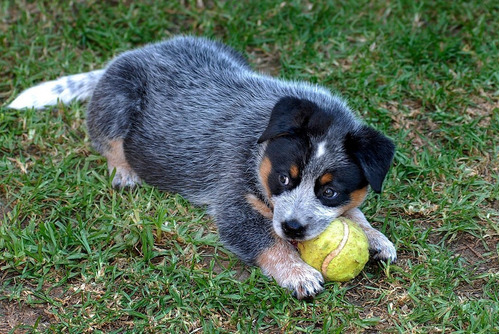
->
[8,70,105,109]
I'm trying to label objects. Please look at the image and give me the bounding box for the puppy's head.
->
[257,96,395,241]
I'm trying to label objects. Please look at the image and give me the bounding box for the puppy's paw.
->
[367,232,397,263]
[256,239,324,300]
[111,167,141,189]
[280,263,325,300]
[342,208,397,263]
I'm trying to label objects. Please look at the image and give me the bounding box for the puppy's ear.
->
[344,125,395,193]
[258,97,332,143]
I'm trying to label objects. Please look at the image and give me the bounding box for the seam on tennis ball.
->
[321,218,350,276]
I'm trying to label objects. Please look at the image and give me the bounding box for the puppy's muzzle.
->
[281,220,306,239]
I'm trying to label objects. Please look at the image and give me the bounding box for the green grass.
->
[1,0,498,332]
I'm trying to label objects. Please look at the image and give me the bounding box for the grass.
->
[0,0,498,332]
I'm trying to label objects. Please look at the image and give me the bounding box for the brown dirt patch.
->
[343,253,420,333]
[450,231,499,276]
[0,298,52,333]
[0,197,11,222]
[385,92,498,153]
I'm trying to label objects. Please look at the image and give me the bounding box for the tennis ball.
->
[297,217,369,282]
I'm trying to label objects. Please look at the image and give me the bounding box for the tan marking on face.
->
[245,194,273,219]
[340,186,368,212]
[259,156,273,200]
[350,186,368,207]
[290,164,299,179]
[319,173,334,185]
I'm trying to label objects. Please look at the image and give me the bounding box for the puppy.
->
[8,36,396,299]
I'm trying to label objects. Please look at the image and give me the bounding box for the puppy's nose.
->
[282,220,306,239]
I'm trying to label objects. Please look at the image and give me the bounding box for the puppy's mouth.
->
[289,240,299,249]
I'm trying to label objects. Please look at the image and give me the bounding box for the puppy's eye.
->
[278,174,290,186]
[322,188,338,199]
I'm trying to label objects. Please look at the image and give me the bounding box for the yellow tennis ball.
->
[297,217,369,282]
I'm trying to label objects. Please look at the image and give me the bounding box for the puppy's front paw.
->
[280,263,325,300]
[342,208,397,263]
[256,239,324,299]
[367,232,397,263]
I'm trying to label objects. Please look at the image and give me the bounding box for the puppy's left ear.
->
[345,125,395,193]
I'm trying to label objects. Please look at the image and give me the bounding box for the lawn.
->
[1,0,498,333]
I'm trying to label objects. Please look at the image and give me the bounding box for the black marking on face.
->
[260,136,309,197]
[314,162,368,207]
[258,96,333,143]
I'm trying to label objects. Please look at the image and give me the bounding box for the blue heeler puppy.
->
[9,36,396,299]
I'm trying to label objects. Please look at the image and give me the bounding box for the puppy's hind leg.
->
[85,55,148,189]
[86,103,142,189]
[86,98,142,189]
